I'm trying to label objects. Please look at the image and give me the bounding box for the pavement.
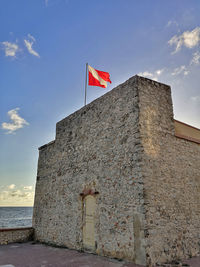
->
[0,242,200,267]
[0,242,142,267]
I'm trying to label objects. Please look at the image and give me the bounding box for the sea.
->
[0,207,33,229]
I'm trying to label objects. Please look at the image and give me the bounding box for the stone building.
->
[33,75,200,266]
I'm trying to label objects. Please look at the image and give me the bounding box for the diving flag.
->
[88,65,111,88]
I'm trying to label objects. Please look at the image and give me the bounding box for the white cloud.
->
[24,186,33,190]
[155,69,164,76]
[190,51,200,65]
[168,27,200,54]
[138,69,164,81]
[2,108,29,134]
[138,71,157,81]
[0,185,35,206]
[8,184,16,189]
[138,71,153,78]
[166,20,173,27]
[0,191,9,200]
[24,34,40,57]
[1,41,19,57]
[171,65,189,76]
[10,190,23,197]
[27,33,36,42]
[191,96,200,102]
[1,34,40,59]
[0,189,33,199]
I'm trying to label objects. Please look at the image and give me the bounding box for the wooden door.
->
[83,195,96,250]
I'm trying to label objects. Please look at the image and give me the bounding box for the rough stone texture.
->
[137,78,200,266]
[33,75,200,266]
[0,227,33,245]
[33,76,146,265]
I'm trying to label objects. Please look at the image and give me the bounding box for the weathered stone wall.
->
[33,75,200,266]
[33,77,146,265]
[137,77,200,266]
[0,227,33,245]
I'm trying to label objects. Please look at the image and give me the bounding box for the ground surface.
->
[0,242,200,267]
[0,242,142,267]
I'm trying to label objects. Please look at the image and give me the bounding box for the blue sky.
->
[0,0,200,206]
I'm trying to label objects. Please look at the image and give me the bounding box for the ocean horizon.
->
[0,206,33,229]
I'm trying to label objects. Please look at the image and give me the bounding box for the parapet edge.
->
[38,140,55,150]
[56,75,170,128]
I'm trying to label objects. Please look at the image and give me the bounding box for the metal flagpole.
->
[84,63,88,106]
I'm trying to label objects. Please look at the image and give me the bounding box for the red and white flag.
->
[88,65,111,88]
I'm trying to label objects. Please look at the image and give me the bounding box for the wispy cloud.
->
[1,41,19,57]
[45,0,49,6]
[2,108,29,134]
[1,34,40,59]
[24,34,40,57]
[138,71,154,78]
[191,96,200,102]
[171,65,189,76]
[166,20,179,29]
[8,184,16,189]
[0,190,34,200]
[0,191,9,201]
[24,186,33,190]
[27,33,36,42]
[138,69,164,81]
[155,69,164,76]
[0,184,35,206]
[168,27,200,54]
[190,51,200,65]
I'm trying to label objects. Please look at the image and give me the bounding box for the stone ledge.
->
[0,227,33,232]
[0,227,34,245]
[38,140,55,150]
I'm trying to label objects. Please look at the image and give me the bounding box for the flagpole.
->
[84,63,88,106]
